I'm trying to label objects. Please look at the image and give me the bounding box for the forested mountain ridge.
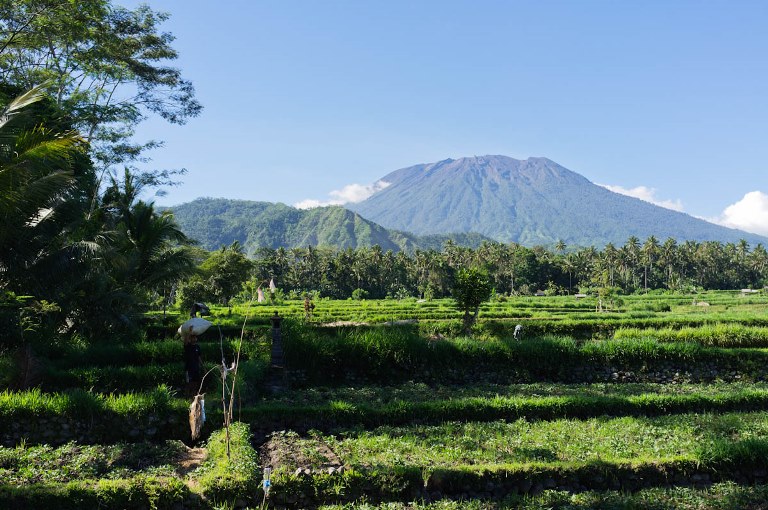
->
[349,155,767,247]
[168,198,492,255]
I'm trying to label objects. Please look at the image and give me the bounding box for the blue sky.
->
[126,0,768,235]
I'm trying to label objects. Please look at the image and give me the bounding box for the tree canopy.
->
[452,266,492,334]
[0,0,201,174]
[0,1,200,343]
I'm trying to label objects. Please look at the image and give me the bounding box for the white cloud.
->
[293,199,327,209]
[295,180,390,209]
[711,191,768,236]
[599,184,685,212]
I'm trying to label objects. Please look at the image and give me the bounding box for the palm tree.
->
[505,243,523,294]
[623,236,641,290]
[121,201,194,290]
[659,238,678,289]
[679,240,699,287]
[100,168,195,294]
[300,245,323,291]
[573,248,596,290]
[642,235,660,293]
[0,85,85,291]
[737,239,750,263]
[749,244,768,286]
[603,242,619,287]
[563,253,576,294]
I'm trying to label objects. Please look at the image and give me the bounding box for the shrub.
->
[0,386,189,445]
[614,324,768,347]
[193,422,260,503]
[696,438,768,470]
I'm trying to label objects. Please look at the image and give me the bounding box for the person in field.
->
[183,332,203,395]
[180,302,210,395]
[304,295,315,320]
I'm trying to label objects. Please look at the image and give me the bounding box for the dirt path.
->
[177,446,207,476]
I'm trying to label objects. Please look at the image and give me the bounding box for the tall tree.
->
[749,244,768,286]
[642,235,660,292]
[659,237,679,289]
[0,0,201,184]
[200,242,253,309]
[0,2,201,338]
[453,266,492,334]
[0,85,85,292]
[603,242,619,288]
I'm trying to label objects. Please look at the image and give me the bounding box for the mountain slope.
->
[168,198,491,254]
[349,155,766,246]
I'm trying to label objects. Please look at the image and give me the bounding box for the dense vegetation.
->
[169,197,493,255]
[3,290,768,508]
[0,0,200,342]
[3,3,768,510]
[181,236,768,306]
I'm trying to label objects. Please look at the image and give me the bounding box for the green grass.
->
[0,385,182,417]
[318,481,768,509]
[7,290,768,507]
[43,363,190,392]
[145,292,768,332]
[272,411,768,470]
[0,424,262,509]
[0,440,192,509]
[0,440,188,484]
[615,324,768,347]
[259,381,768,407]
[191,422,260,503]
[30,335,270,394]
[283,324,768,384]
[221,386,768,434]
[47,337,268,369]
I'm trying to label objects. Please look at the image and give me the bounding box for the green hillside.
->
[168,198,490,254]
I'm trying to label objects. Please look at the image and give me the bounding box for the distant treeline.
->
[182,237,768,305]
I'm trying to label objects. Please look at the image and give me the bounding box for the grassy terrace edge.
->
[0,423,258,510]
[6,386,768,444]
[262,439,768,507]
[316,481,768,510]
[244,390,768,432]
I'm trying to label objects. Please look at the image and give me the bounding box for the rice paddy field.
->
[2,289,768,509]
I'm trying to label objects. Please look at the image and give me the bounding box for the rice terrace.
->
[3,0,768,509]
[4,287,768,509]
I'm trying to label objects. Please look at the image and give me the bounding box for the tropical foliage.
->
[225,237,768,302]
[453,266,492,332]
[0,1,198,341]
[0,0,201,168]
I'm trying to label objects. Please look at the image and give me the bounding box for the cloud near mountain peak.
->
[711,191,768,237]
[599,184,685,212]
[295,180,390,209]
[600,184,768,237]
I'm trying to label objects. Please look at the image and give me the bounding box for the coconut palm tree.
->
[659,238,679,289]
[623,236,641,290]
[0,85,86,291]
[749,244,768,286]
[642,235,660,293]
[603,242,619,288]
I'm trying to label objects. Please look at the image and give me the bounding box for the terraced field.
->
[2,290,768,508]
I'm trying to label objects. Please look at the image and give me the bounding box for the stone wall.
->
[1,411,191,447]
[267,463,768,509]
[288,358,768,387]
